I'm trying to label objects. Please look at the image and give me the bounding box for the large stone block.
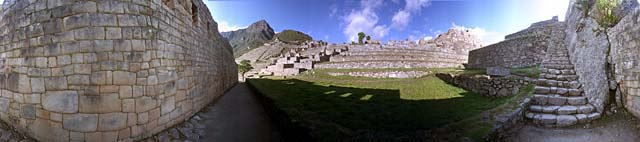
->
[161,96,175,115]
[113,71,136,85]
[98,113,127,131]
[0,98,8,112]
[63,114,98,132]
[45,77,68,90]
[43,91,78,113]
[79,93,121,113]
[135,96,156,112]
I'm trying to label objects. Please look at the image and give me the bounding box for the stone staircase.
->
[525,45,601,127]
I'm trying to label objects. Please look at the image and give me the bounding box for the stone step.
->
[528,104,594,114]
[525,112,601,127]
[535,79,580,89]
[540,73,579,81]
[534,86,582,96]
[532,94,587,105]
[542,64,575,70]
[545,61,572,64]
[539,68,576,75]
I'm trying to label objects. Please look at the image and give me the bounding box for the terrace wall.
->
[0,0,236,141]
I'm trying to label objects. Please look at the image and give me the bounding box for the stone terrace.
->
[316,45,469,69]
[0,0,236,141]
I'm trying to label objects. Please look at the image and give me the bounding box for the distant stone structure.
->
[317,28,481,70]
[259,45,344,76]
[0,0,236,141]
[468,17,565,69]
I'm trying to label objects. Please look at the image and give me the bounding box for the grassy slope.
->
[248,68,513,141]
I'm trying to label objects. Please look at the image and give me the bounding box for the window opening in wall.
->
[192,3,199,27]
[163,0,174,10]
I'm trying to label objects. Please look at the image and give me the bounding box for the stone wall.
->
[435,73,531,98]
[317,46,468,69]
[0,0,237,141]
[327,71,431,78]
[608,4,640,117]
[467,36,548,69]
[468,19,565,69]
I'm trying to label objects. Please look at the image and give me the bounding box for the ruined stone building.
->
[0,0,236,141]
[468,0,640,127]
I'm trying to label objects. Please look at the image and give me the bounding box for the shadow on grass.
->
[248,78,505,142]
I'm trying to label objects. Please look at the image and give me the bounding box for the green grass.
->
[460,66,540,78]
[510,66,541,78]
[248,69,515,141]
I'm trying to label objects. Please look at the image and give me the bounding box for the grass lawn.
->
[248,68,524,141]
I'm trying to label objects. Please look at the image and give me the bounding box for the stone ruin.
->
[259,44,346,76]
[0,0,237,141]
[468,16,565,69]
[316,28,481,70]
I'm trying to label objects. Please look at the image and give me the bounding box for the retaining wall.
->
[0,0,236,141]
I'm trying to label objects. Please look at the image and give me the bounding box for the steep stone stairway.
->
[525,45,601,127]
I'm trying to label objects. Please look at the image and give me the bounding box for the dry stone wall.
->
[0,0,236,141]
[468,36,548,69]
[608,5,640,117]
[317,45,468,69]
[436,73,531,98]
[468,18,565,69]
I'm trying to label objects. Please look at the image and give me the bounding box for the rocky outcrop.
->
[221,20,276,56]
[0,0,237,141]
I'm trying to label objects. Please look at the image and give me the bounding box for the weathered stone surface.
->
[135,96,156,112]
[487,67,510,76]
[0,0,238,141]
[98,113,127,131]
[79,93,121,113]
[556,115,577,126]
[564,0,618,114]
[540,114,557,124]
[113,71,136,85]
[161,96,175,115]
[63,114,98,132]
[0,98,8,112]
[557,106,577,115]
[43,91,78,113]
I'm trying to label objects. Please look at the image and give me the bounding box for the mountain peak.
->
[247,20,273,32]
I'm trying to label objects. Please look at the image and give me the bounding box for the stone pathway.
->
[507,112,640,142]
[526,44,600,127]
[141,83,282,142]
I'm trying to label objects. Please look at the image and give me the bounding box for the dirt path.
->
[201,83,282,142]
[505,112,640,142]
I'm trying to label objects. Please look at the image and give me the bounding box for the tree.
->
[357,32,366,45]
[237,60,254,81]
[366,35,371,41]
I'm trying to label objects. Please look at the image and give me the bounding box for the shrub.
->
[596,0,619,27]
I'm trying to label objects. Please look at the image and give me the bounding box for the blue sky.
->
[204,0,570,45]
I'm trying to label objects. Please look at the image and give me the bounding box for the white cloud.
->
[218,20,246,32]
[342,0,389,41]
[391,0,430,30]
[452,23,505,45]
[329,3,338,18]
